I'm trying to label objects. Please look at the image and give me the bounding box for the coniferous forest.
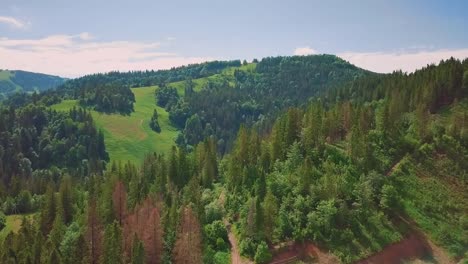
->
[0,54,466,264]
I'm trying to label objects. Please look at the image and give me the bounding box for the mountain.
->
[0,56,466,264]
[43,55,370,163]
[0,69,66,99]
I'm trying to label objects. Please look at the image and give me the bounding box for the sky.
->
[0,0,467,77]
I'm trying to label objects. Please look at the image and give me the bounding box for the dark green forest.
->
[0,55,466,264]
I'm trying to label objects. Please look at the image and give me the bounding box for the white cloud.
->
[294,46,317,56]
[0,33,213,77]
[338,49,468,73]
[78,32,93,40]
[0,16,27,29]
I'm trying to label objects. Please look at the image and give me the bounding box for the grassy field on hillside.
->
[0,70,13,80]
[51,86,179,164]
[0,70,21,92]
[168,63,256,95]
[50,64,257,163]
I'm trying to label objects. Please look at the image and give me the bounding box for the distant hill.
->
[0,69,66,99]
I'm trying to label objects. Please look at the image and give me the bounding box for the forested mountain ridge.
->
[40,55,370,163]
[163,55,371,152]
[0,56,466,264]
[0,69,65,99]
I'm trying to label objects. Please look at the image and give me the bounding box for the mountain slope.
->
[0,69,65,98]
[51,86,179,164]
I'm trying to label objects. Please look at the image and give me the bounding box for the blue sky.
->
[0,0,467,77]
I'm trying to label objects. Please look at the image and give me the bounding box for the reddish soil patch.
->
[357,233,431,264]
[270,241,338,264]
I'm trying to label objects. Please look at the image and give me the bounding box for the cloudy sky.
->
[0,0,467,77]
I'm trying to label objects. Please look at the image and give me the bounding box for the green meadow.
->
[50,64,257,163]
[51,86,179,164]
[168,63,256,95]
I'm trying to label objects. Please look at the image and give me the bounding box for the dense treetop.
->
[0,56,466,264]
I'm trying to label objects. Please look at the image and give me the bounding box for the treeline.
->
[0,70,65,98]
[60,60,241,91]
[76,83,136,114]
[330,57,468,113]
[168,55,370,152]
[0,138,222,264]
[0,105,108,214]
[2,60,242,113]
[222,58,468,262]
[0,56,466,264]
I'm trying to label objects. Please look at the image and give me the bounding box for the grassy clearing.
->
[50,64,256,163]
[169,63,257,96]
[51,86,179,164]
[394,158,468,259]
[0,70,21,92]
[0,214,35,240]
[0,70,14,81]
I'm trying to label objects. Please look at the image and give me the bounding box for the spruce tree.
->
[102,221,123,264]
[130,234,145,264]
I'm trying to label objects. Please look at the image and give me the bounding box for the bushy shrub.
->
[254,241,271,264]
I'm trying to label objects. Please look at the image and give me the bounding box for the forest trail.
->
[224,219,253,264]
[386,157,404,176]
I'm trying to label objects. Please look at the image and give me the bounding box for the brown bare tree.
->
[173,206,202,264]
[124,197,163,264]
[112,181,127,226]
[86,199,102,264]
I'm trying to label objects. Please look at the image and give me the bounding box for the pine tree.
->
[262,191,278,243]
[168,146,178,189]
[177,148,190,189]
[130,234,145,264]
[102,221,123,264]
[236,124,249,167]
[58,176,74,225]
[40,185,56,235]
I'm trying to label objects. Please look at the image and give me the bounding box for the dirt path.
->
[399,216,455,264]
[386,158,404,176]
[358,216,455,264]
[224,220,253,264]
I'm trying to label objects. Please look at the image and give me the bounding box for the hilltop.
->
[0,55,466,264]
[49,55,369,163]
[0,69,65,99]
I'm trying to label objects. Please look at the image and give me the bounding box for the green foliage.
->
[174,55,367,152]
[102,221,123,264]
[254,241,272,264]
[397,158,468,258]
[156,84,179,108]
[213,251,230,264]
[379,184,399,211]
[0,56,466,264]
[51,86,178,164]
[131,235,145,264]
[0,212,5,231]
[150,109,162,133]
[59,222,86,264]
[77,82,135,114]
[204,220,229,251]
